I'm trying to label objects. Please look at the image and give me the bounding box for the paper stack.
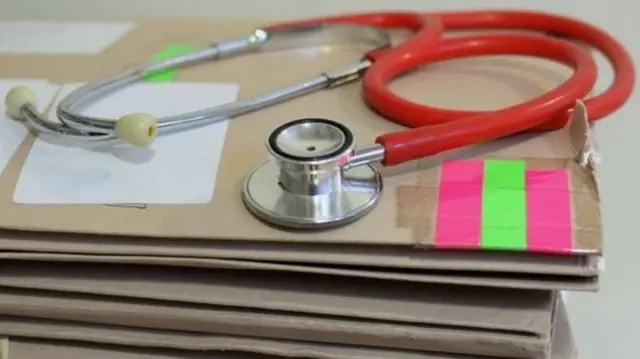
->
[0,18,603,359]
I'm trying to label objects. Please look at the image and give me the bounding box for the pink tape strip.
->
[525,170,573,253]
[434,160,483,248]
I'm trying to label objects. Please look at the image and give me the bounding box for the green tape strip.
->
[144,44,197,82]
[481,160,527,250]
[484,159,525,189]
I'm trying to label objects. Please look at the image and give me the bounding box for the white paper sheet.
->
[14,82,239,204]
[0,21,134,54]
[0,79,60,176]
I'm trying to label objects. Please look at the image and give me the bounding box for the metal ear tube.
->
[242,118,384,229]
[3,24,392,148]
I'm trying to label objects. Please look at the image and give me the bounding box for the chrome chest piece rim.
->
[242,118,383,230]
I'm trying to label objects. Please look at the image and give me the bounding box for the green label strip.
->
[480,159,527,250]
[144,44,197,82]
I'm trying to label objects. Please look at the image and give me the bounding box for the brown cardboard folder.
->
[0,19,602,290]
[0,251,597,290]
[1,299,574,359]
[0,288,548,358]
[0,260,559,326]
[0,262,556,358]
[0,17,603,359]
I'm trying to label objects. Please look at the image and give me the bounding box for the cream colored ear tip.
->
[115,112,158,148]
[4,86,37,119]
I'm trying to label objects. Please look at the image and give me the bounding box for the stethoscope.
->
[4,10,635,230]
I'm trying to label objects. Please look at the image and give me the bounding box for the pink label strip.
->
[434,160,574,254]
[525,170,573,253]
[434,160,483,248]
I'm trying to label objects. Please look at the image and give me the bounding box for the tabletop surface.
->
[3,0,639,358]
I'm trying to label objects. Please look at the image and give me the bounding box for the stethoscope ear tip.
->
[4,85,37,120]
[115,112,158,148]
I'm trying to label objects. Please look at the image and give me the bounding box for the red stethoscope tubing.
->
[370,34,597,165]
[264,10,635,166]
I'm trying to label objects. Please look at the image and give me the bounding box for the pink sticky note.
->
[525,170,573,253]
[526,226,574,254]
[525,170,569,191]
[436,185,482,218]
[434,160,484,248]
[440,159,484,186]
[434,217,481,248]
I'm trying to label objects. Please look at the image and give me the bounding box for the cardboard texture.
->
[0,300,576,359]
[0,261,557,357]
[0,261,559,326]
[0,228,601,276]
[0,287,550,357]
[0,19,601,265]
[0,252,598,290]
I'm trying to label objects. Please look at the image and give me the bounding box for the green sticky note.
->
[483,159,525,189]
[144,44,197,82]
[482,188,527,227]
[481,160,527,250]
[481,225,527,250]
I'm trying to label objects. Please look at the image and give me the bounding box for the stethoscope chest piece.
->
[242,118,383,230]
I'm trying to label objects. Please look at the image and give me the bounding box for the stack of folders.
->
[0,113,597,359]
[0,18,604,359]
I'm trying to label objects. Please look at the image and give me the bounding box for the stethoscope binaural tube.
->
[3,23,395,148]
[3,12,438,149]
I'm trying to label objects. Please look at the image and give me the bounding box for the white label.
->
[0,21,134,54]
[14,82,239,204]
[0,79,60,176]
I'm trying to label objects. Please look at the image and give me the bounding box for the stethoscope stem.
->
[344,144,385,170]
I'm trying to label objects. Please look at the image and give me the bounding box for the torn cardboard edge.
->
[568,100,601,200]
